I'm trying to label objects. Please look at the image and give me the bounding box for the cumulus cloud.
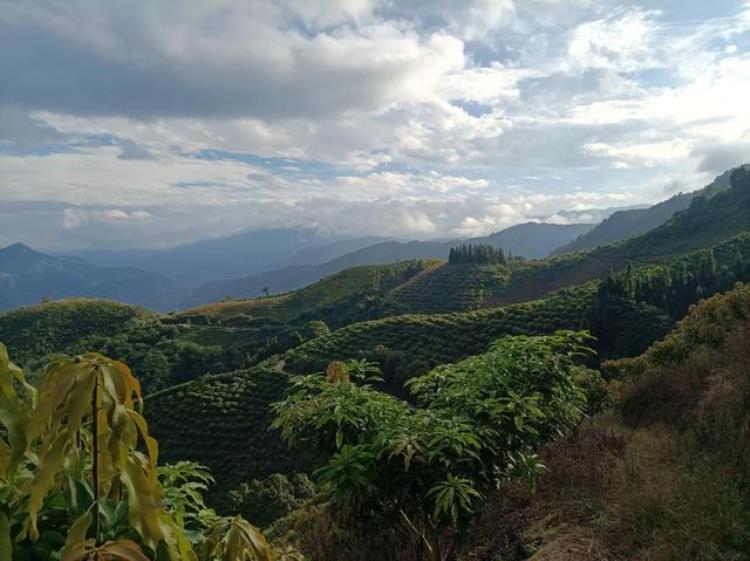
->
[1,0,749,250]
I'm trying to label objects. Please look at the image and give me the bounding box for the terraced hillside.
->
[384,262,511,314]
[132,233,750,512]
[285,232,750,386]
[285,283,597,390]
[146,364,303,503]
[0,298,143,364]
[177,259,439,328]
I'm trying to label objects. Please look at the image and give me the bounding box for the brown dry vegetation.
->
[464,285,750,561]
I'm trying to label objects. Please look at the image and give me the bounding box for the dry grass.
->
[465,321,750,561]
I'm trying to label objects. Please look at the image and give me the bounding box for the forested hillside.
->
[497,166,750,304]
[551,167,736,255]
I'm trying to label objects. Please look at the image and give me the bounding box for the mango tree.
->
[273,332,597,561]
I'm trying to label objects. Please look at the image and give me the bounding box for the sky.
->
[1,0,749,250]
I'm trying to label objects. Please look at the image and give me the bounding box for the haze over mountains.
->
[0,168,744,312]
[0,242,177,310]
[182,222,595,306]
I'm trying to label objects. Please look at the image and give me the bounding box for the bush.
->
[228,473,315,528]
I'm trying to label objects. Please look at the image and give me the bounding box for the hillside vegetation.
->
[179,259,437,328]
[0,298,142,363]
[551,167,735,256]
[285,284,597,390]
[384,263,511,314]
[498,166,750,304]
[146,364,303,501]
[465,282,750,560]
[0,298,256,392]
[285,232,750,385]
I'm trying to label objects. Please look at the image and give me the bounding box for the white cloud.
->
[1,0,749,249]
[566,7,660,72]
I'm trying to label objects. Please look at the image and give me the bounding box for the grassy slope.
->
[466,283,750,560]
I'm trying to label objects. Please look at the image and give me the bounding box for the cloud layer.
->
[1,0,749,249]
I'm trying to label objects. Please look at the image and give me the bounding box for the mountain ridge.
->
[182,222,594,306]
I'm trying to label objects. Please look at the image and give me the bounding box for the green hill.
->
[384,262,512,314]
[285,284,597,391]
[178,259,438,328]
[551,168,736,256]
[146,364,302,503]
[285,232,750,387]
[498,166,750,304]
[0,298,143,364]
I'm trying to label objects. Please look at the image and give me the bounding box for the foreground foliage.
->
[465,282,750,560]
[0,343,276,561]
[273,332,597,560]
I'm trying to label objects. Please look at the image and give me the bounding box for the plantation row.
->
[146,365,307,501]
[385,262,511,313]
[285,283,597,388]
[0,298,141,363]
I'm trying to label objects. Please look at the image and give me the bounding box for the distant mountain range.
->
[6,167,746,313]
[0,243,177,311]
[181,222,595,306]
[62,229,384,287]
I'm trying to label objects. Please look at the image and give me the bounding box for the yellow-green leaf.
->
[60,511,92,558]
[0,512,11,561]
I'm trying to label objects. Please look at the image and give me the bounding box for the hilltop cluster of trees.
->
[448,243,505,265]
